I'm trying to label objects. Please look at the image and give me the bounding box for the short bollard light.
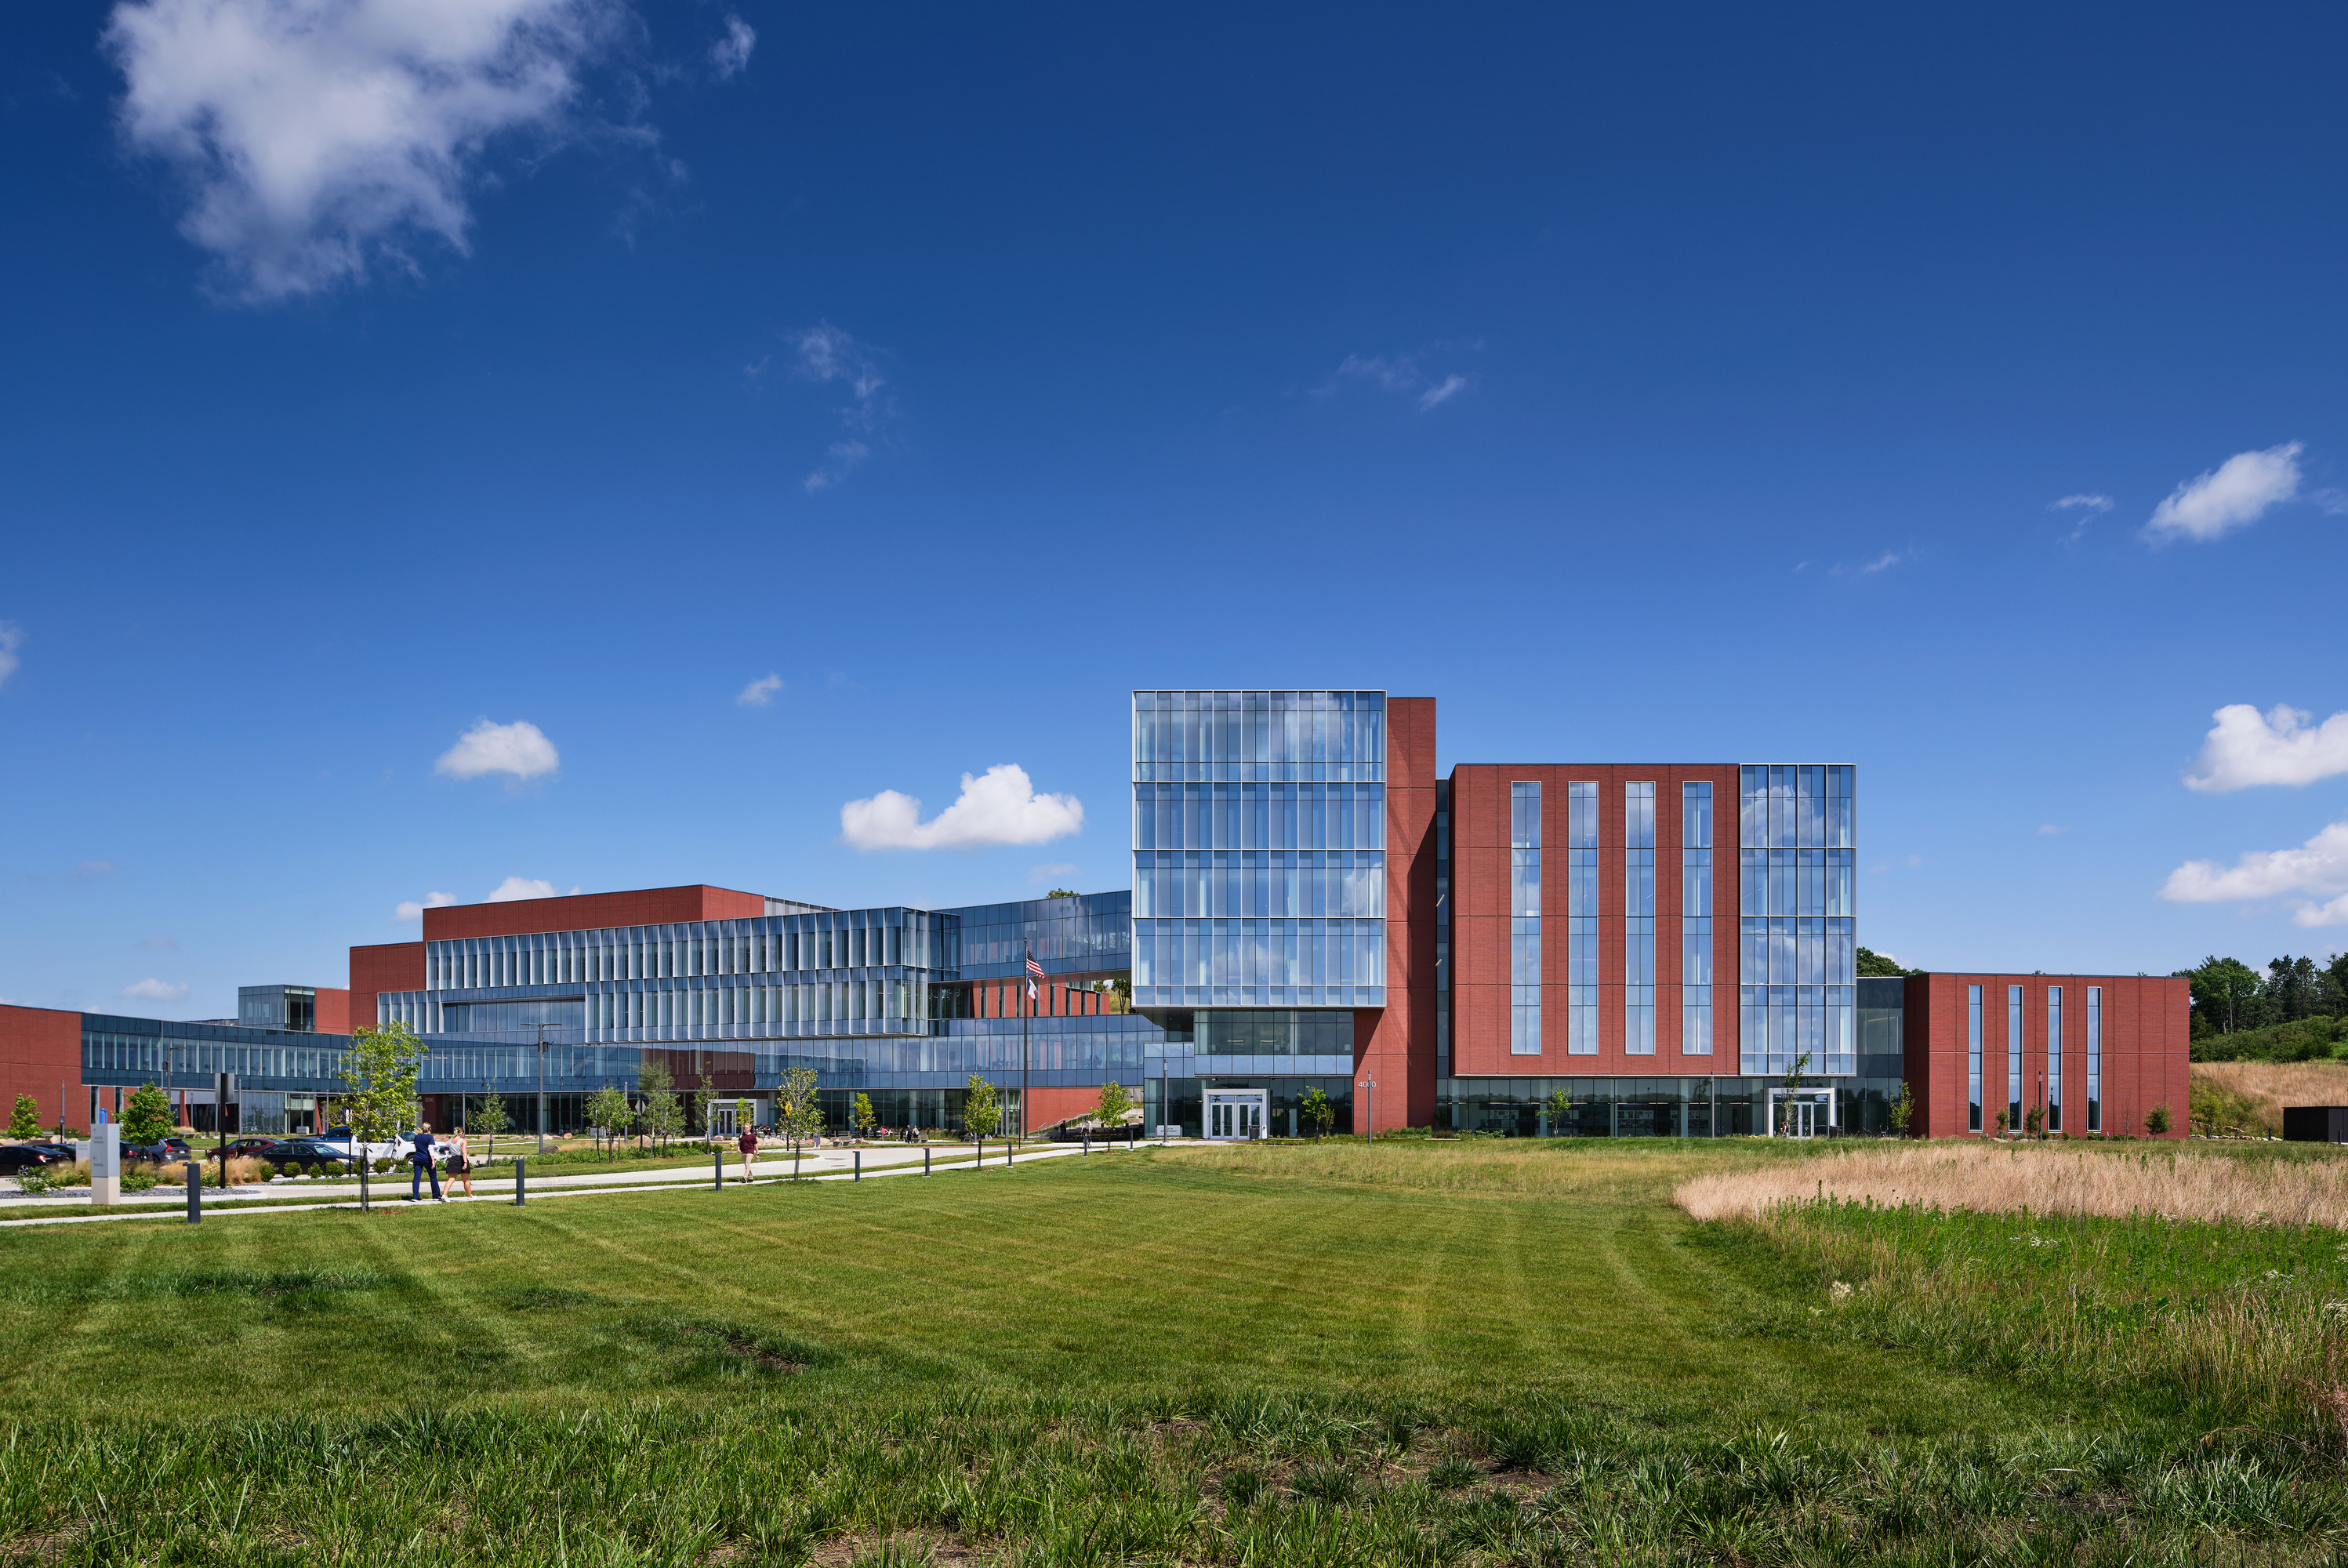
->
[854,1149,862,1182]
[924,1146,931,1177]
[1083,1129,1091,1156]
[514,1158,527,1207]
[713,1147,724,1191]
[185,1162,201,1225]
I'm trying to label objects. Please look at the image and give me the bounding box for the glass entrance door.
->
[1766,1087,1835,1138]
[1206,1091,1268,1141]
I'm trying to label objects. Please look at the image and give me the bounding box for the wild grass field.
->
[3,1138,2346,1564]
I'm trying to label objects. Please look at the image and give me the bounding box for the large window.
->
[1625,782,1656,1054]
[1736,765,1856,1075]
[2087,986,2102,1132]
[1510,782,1541,1054]
[2047,987,2063,1133]
[1130,691,1389,1009]
[1968,984,1983,1131]
[2008,985,2024,1133]
[1567,782,1599,1054]
[1681,782,1712,1055]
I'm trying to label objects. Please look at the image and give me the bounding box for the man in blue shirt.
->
[408,1123,445,1203]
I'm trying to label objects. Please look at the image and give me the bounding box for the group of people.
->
[404,1123,475,1203]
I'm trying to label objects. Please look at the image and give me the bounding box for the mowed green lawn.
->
[5,1142,2329,1566]
[7,1142,2030,1440]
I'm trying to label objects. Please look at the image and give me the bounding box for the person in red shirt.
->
[735,1123,759,1185]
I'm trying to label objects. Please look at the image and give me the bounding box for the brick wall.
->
[1354,696,1438,1131]
[0,1004,84,1131]
[1904,973,2188,1139]
[1450,763,1740,1078]
[347,942,426,1036]
[421,885,768,943]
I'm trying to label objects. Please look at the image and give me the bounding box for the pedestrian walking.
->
[445,1126,474,1199]
[409,1122,444,1203]
[736,1122,759,1184]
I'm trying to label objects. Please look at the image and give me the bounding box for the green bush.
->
[257,1161,277,1179]
[372,1158,394,1175]
[325,1160,345,1178]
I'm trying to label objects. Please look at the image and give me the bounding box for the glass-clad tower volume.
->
[1736,764,1856,1076]
[1131,691,1387,1009]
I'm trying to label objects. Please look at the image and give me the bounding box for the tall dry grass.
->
[1675,1141,2348,1225]
[2194,1058,2348,1138]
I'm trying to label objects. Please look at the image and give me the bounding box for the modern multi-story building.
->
[1,688,2189,1142]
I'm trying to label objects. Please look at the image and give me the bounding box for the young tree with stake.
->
[470,1091,512,1159]
[962,1075,1000,1149]
[774,1066,823,1178]
[340,1022,427,1213]
[122,1083,173,1146]
[585,1084,633,1160]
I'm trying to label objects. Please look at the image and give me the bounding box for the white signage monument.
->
[89,1112,120,1206]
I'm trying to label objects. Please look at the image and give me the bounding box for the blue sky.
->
[3,0,2346,1018]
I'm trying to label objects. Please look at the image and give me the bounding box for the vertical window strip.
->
[2008,985,2024,1134]
[1567,781,1599,1053]
[2086,986,2103,1132]
[1510,782,1541,1054]
[1969,984,1983,1132]
[2046,988,2063,1132]
[1626,782,1655,1054]
[1682,781,1712,1054]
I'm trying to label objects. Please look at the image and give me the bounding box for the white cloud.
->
[2160,817,2348,926]
[486,876,561,902]
[106,0,626,301]
[793,325,894,492]
[2052,493,2112,543]
[1417,374,1468,411]
[75,860,116,877]
[0,622,22,689]
[2183,703,2348,793]
[840,764,1083,851]
[435,718,559,781]
[2038,824,2063,835]
[1319,352,1475,412]
[122,978,189,1002]
[394,891,457,920]
[2315,488,2348,516]
[1831,549,1907,578]
[709,14,754,78]
[1028,862,1078,884]
[736,672,784,706]
[2142,442,2303,543]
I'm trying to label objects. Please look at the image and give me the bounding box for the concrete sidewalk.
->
[0,1138,1172,1228]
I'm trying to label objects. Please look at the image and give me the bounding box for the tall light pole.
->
[535,1022,550,1154]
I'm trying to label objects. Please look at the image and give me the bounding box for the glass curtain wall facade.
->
[1681,783,1713,1054]
[1130,691,1386,1009]
[1510,782,1541,1054]
[1737,765,1856,1076]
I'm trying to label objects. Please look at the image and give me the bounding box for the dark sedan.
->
[0,1146,71,1173]
[252,1140,351,1174]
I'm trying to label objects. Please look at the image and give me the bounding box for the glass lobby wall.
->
[1146,1076,1354,1138]
[1438,1075,1905,1137]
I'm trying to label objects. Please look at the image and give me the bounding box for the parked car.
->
[0,1146,71,1173]
[213,1138,281,1160]
[252,1140,351,1174]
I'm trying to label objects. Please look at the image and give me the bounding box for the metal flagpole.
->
[1022,943,1031,1142]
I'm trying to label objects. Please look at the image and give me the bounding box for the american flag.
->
[1025,953,1045,998]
